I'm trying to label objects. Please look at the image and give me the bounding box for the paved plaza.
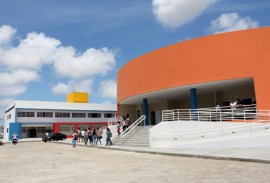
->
[0,142,270,183]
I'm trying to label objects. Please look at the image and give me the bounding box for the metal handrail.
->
[119,115,146,146]
[151,121,270,141]
[107,116,123,126]
[162,104,267,122]
[120,115,146,138]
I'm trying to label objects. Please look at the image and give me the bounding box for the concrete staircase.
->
[112,126,153,147]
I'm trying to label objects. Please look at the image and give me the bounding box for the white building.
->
[4,100,116,140]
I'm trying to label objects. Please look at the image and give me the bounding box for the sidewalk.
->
[53,138,270,164]
[2,137,269,164]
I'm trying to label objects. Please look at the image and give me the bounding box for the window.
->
[136,110,141,119]
[78,124,90,130]
[7,114,11,120]
[59,125,75,134]
[37,112,53,118]
[55,112,70,118]
[37,127,45,133]
[104,113,115,118]
[22,127,27,133]
[17,112,35,117]
[88,113,101,118]
[72,113,86,118]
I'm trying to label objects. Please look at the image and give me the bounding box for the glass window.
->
[37,112,53,118]
[88,113,101,118]
[104,113,115,118]
[59,124,75,134]
[78,124,90,130]
[72,113,86,118]
[37,127,45,133]
[26,112,35,117]
[92,124,105,129]
[55,112,70,118]
[136,110,141,119]
[17,112,35,117]
[22,127,27,133]
[7,114,11,120]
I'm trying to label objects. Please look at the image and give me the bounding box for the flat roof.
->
[5,100,116,112]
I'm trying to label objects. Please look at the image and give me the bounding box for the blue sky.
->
[0,0,269,118]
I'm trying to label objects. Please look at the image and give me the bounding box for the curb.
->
[53,141,270,164]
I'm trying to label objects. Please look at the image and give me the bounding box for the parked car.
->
[42,133,66,142]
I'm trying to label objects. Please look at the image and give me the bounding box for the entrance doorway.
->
[151,111,156,125]
[28,128,37,138]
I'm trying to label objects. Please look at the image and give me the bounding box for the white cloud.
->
[0,25,16,45]
[99,79,116,99]
[0,32,60,70]
[0,85,27,96]
[52,79,93,94]
[0,70,39,86]
[0,98,14,107]
[209,13,259,34]
[0,24,117,102]
[0,70,39,96]
[53,47,115,79]
[152,0,218,28]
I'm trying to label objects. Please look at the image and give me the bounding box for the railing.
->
[119,115,146,146]
[150,121,270,143]
[107,116,123,126]
[162,104,269,122]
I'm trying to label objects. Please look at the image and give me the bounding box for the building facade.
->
[117,27,270,125]
[4,100,116,140]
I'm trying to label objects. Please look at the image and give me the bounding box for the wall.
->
[67,92,88,103]
[149,101,168,124]
[197,93,216,108]
[4,106,16,140]
[9,123,21,140]
[220,86,255,103]
[119,105,136,123]
[117,27,270,110]
[149,121,254,148]
[15,109,114,123]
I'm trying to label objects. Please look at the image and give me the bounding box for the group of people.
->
[117,114,131,136]
[72,127,113,147]
[215,98,245,112]
[230,98,244,110]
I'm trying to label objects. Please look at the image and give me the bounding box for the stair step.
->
[114,126,152,147]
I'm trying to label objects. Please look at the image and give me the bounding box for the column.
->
[143,98,148,126]
[9,123,21,141]
[190,88,198,109]
[190,88,198,121]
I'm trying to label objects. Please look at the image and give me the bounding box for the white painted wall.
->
[149,121,268,148]
[4,108,16,140]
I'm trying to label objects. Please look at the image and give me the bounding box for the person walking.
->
[92,128,97,146]
[77,128,81,143]
[106,128,112,146]
[84,129,88,145]
[88,128,93,146]
[96,128,103,145]
[117,121,121,136]
[72,131,77,148]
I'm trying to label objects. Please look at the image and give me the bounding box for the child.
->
[117,121,121,136]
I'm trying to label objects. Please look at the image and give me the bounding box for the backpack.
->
[74,134,78,140]
[110,132,112,137]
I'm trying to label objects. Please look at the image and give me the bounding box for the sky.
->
[0,0,269,123]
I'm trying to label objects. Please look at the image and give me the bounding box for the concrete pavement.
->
[54,137,270,164]
[2,136,270,164]
[1,142,270,183]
